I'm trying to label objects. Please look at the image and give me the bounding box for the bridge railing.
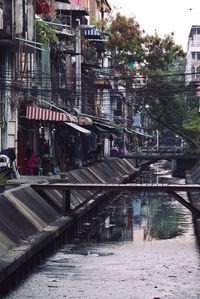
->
[131,145,191,156]
[31,182,200,216]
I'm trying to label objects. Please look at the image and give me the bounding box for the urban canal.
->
[4,161,200,299]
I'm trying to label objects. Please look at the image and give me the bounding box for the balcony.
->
[188,39,200,50]
[82,47,100,66]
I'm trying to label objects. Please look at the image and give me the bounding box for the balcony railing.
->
[188,40,200,48]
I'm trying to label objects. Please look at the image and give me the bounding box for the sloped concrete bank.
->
[0,157,137,294]
[185,162,200,245]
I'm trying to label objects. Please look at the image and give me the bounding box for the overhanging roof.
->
[65,122,91,134]
[131,129,154,138]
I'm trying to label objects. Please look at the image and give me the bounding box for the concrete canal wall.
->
[185,162,200,210]
[0,157,137,293]
[185,162,200,243]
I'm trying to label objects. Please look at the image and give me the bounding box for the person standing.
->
[25,149,37,175]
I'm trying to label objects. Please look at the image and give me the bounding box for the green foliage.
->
[36,19,59,46]
[149,198,184,240]
[104,13,144,74]
[0,172,9,185]
[104,13,184,76]
[183,108,200,144]
[142,33,184,74]
[136,61,188,126]
[104,13,200,149]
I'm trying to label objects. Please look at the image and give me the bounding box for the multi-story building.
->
[185,25,200,86]
[0,0,35,161]
[0,0,138,174]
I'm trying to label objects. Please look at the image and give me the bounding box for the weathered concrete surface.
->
[0,158,137,286]
[185,162,200,243]
[38,157,137,211]
[185,162,200,210]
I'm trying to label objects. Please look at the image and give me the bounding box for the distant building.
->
[185,26,200,88]
[185,25,200,111]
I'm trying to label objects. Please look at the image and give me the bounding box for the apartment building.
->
[186,25,200,86]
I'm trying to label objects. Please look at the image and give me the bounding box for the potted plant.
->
[60,172,68,180]
[0,172,9,193]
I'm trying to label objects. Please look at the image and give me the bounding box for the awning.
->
[131,129,154,138]
[84,28,102,39]
[93,125,109,133]
[78,116,93,126]
[93,121,117,133]
[55,2,88,14]
[65,122,91,135]
[26,106,77,123]
[36,0,50,14]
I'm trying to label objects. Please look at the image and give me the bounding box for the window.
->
[192,52,196,59]
[197,52,200,60]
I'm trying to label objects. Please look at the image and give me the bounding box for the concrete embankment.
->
[185,162,200,242]
[0,157,137,292]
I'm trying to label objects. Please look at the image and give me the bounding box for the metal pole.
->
[75,22,82,111]
[156,129,159,149]
[75,24,95,112]
[60,177,70,214]
[62,190,71,214]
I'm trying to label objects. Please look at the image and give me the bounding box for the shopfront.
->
[18,105,78,175]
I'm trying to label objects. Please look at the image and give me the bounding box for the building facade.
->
[185,25,200,86]
[0,0,139,175]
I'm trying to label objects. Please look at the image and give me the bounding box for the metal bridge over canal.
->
[121,147,198,174]
[32,182,200,217]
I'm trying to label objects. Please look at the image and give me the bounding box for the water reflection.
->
[94,190,188,244]
[83,161,190,244]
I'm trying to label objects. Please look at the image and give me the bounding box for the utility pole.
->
[100,0,104,21]
[75,19,82,112]
[75,23,96,113]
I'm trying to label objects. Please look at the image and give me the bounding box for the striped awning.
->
[26,106,77,123]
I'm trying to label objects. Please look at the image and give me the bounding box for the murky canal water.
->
[5,162,200,299]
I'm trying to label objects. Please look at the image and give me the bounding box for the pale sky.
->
[108,0,200,51]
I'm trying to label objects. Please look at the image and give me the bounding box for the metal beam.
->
[31,183,200,192]
[31,183,200,215]
[168,191,200,216]
[62,190,71,214]
[122,154,197,160]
